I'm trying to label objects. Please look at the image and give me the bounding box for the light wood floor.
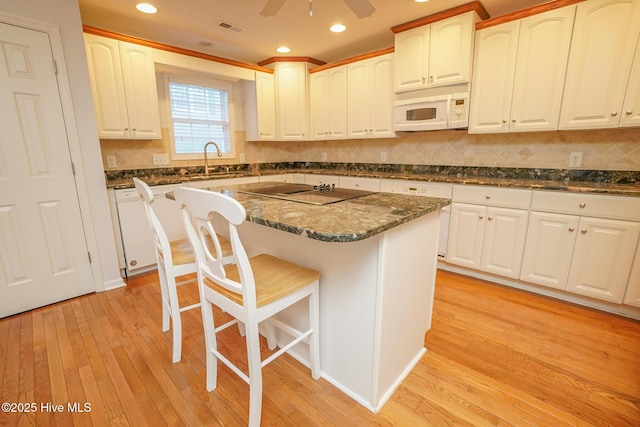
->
[1,269,639,426]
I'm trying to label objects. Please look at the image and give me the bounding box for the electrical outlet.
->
[380,152,387,162]
[106,155,117,168]
[153,153,169,166]
[239,153,246,163]
[568,152,583,168]
[321,152,327,161]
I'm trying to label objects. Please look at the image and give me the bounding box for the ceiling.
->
[78,0,551,65]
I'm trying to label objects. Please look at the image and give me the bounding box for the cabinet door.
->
[566,217,640,303]
[347,60,370,138]
[481,207,529,279]
[510,6,575,132]
[559,0,640,130]
[623,250,640,307]
[276,62,308,140]
[468,21,519,133]
[393,26,429,92]
[310,70,330,139]
[311,66,347,140]
[256,71,277,140]
[429,11,476,88]
[368,55,395,138]
[328,66,348,139]
[84,34,129,138]
[118,42,161,139]
[620,34,640,127]
[446,203,486,269]
[520,212,579,289]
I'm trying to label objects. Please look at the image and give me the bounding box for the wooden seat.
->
[174,186,320,427]
[133,178,232,363]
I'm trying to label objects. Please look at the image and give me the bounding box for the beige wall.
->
[101,127,640,171]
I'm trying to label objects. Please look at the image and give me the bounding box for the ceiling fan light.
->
[136,3,158,14]
[330,24,346,33]
[277,46,291,53]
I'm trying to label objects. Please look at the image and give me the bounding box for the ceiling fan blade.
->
[260,0,287,17]
[343,0,376,18]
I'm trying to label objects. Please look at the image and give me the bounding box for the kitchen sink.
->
[238,182,374,205]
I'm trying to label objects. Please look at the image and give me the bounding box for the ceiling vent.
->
[218,21,245,32]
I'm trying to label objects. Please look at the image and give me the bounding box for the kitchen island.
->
[196,181,450,411]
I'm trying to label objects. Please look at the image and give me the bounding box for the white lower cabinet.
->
[520,191,640,303]
[623,251,640,307]
[446,186,531,279]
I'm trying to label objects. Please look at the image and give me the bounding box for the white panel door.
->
[446,203,486,269]
[559,0,640,129]
[0,23,94,318]
[468,21,519,133]
[620,33,640,127]
[567,217,640,303]
[510,6,575,132]
[520,212,579,289]
[481,207,529,279]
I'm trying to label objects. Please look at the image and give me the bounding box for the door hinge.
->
[88,252,92,263]
[71,162,76,176]
[53,59,58,75]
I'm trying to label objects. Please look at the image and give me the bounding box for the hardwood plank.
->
[1,268,638,426]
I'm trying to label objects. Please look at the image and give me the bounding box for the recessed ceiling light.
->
[136,3,158,14]
[330,24,346,33]
[277,46,291,53]
[415,0,429,3]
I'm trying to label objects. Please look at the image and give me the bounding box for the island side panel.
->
[372,211,440,410]
[238,222,381,408]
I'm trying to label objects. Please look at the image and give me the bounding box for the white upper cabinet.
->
[347,54,395,139]
[275,62,309,140]
[469,6,575,133]
[310,66,347,140]
[620,34,640,127]
[559,0,640,130]
[394,11,478,92]
[248,71,277,141]
[84,34,161,139]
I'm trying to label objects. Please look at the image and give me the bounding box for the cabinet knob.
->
[488,216,493,221]
[626,111,633,115]
[429,76,433,82]
[568,227,575,232]
[512,119,516,123]
[581,229,588,234]
[479,215,484,220]
[611,111,618,117]
[579,202,586,208]
[485,195,491,199]
[502,120,507,123]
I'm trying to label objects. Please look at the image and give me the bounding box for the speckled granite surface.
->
[105,162,640,196]
[174,182,450,243]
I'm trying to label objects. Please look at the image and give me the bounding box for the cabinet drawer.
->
[532,191,640,221]
[452,185,531,209]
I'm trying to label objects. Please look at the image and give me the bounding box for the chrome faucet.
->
[203,141,222,174]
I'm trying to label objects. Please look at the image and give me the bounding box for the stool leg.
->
[201,298,218,391]
[309,283,320,380]
[246,323,263,427]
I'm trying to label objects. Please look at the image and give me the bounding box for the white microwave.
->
[393,92,470,131]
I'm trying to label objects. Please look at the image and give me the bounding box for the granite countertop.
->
[105,163,640,197]
[177,182,451,243]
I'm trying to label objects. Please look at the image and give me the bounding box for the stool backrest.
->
[174,187,257,309]
[133,177,172,269]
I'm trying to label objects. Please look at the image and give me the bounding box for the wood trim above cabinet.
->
[390,1,489,34]
[476,0,585,30]
[309,47,395,74]
[82,25,274,74]
[258,57,326,67]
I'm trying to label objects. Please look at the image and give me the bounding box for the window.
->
[166,76,232,158]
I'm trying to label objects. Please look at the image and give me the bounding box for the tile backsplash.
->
[100,127,640,171]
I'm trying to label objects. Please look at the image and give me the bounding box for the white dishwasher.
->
[115,184,185,275]
[379,179,452,258]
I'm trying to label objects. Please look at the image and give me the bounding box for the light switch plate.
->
[153,153,169,166]
[106,155,117,168]
[568,152,583,168]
